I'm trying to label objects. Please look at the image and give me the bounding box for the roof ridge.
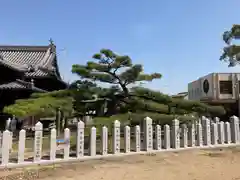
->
[0,45,49,52]
[37,48,53,68]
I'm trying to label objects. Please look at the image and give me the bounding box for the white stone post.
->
[163,124,170,149]
[218,121,224,144]
[64,128,70,160]
[224,122,231,144]
[189,123,195,147]
[77,121,85,158]
[198,118,202,127]
[112,120,121,154]
[214,117,220,124]
[143,117,153,151]
[172,119,180,149]
[155,125,161,150]
[196,122,203,146]
[181,124,188,148]
[89,127,96,156]
[1,130,11,165]
[34,122,43,162]
[201,116,206,128]
[9,132,12,153]
[237,117,240,143]
[18,129,26,163]
[214,117,220,141]
[0,131,2,150]
[50,128,57,161]
[211,123,218,145]
[101,126,108,155]
[124,126,131,153]
[134,125,141,152]
[202,118,211,146]
[230,116,239,143]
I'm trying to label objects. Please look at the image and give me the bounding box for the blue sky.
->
[0,0,240,95]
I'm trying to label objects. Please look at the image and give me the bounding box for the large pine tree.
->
[71,49,225,124]
[220,24,240,66]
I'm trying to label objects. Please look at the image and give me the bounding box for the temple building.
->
[0,41,67,121]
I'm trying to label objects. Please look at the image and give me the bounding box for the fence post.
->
[224,122,231,144]
[181,124,188,148]
[89,127,96,156]
[155,125,161,150]
[214,117,220,141]
[189,122,195,147]
[101,126,108,155]
[202,118,211,146]
[214,117,220,124]
[77,121,85,158]
[9,132,12,153]
[1,130,11,165]
[230,116,239,143]
[218,121,225,144]
[143,117,153,151]
[211,123,218,145]
[112,120,121,154]
[134,125,141,152]
[50,128,57,161]
[196,122,203,146]
[164,124,170,149]
[34,122,43,162]
[0,131,2,150]
[124,126,131,153]
[18,129,26,163]
[172,119,180,149]
[64,128,70,160]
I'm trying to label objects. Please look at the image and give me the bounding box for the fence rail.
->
[0,116,240,169]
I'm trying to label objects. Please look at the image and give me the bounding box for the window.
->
[219,81,232,94]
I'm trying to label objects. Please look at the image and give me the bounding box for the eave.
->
[0,79,48,93]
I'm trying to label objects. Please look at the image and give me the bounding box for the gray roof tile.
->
[0,45,58,77]
[0,79,47,92]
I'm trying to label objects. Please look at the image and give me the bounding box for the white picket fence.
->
[0,115,240,169]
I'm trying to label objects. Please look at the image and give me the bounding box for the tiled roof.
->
[0,45,59,78]
[0,79,47,92]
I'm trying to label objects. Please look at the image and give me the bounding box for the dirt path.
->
[3,147,240,180]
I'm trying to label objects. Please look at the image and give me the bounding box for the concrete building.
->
[188,73,240,117]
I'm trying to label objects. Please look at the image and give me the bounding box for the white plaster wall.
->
[188,80,201,100]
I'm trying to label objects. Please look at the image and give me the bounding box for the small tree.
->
[4,90,73,135]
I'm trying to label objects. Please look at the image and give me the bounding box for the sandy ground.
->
[2,147,240,180]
